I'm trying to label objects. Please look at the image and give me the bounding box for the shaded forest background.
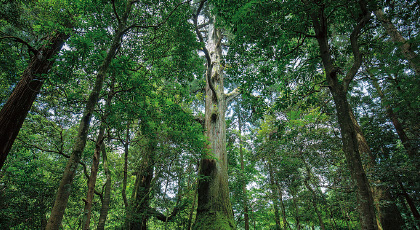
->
[0,0,419,229]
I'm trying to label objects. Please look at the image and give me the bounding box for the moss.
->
[192,211,236,230]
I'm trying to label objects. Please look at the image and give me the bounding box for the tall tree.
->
[45,1,135,228]
[192,0,239,229]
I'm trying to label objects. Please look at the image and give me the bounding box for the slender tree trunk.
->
[279,189,290,230]
[291,191,300,230]
[45,3,133,229]
[374,9,420,75]
[0,31,69,169]
[302,161,326,230]
[369,76,417,158]
[398,181,420,229]
[238,101,250,230]
[82,79,114,230]
[307,2,378,229]
[193,3,236,229]
[267,163,282,230]
[97,144,112,230]
[122,121,130,209]
[187,188,198,230]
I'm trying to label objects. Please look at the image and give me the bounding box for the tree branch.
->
[123,0,191,34]
[194,0,218,100]
[343,4,371,92]
[0,35,38,55]
[112,0,121,24]
[226,87,241,103]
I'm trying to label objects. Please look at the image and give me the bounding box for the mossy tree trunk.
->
[193,1,237,228]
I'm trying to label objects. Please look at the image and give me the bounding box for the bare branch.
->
[112,0,121,24]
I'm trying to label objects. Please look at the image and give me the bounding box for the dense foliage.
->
[0,0,418,229]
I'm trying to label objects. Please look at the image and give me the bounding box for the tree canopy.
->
[0,0,418,229]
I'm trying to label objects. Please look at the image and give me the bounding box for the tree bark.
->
[193,3,235,228]
[291,190,300,230]
[97,144,112,230]
[82,79,114,230]
[306,2,378,229]
[45,2,133,229]
[0,31,69,169]
[374,9,420,75]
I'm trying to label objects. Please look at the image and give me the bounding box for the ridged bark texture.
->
[45,2,133,229]
[0,32,69,169]
[193,15,235,230]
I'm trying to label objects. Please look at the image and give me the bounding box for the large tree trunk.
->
[193,5,235,228]
[45,3,133,229]
[0,31,69,169]
[374,9,420,75]
[330,85,378,230]
[97,144,112,230]
[82,79,114,229]
[307,2,378,229]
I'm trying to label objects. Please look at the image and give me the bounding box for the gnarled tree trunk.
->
[193,2,236,228]
[127,141,155,230]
